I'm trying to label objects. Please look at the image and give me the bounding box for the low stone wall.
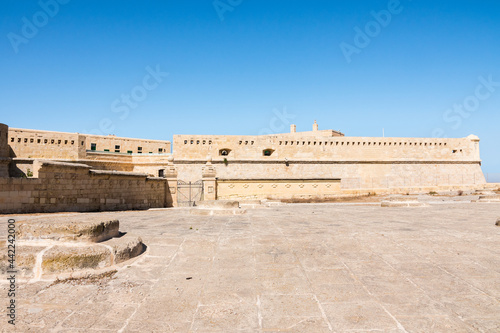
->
[175,161,486,189]
[0,160,171,214]
[216,178,342,200]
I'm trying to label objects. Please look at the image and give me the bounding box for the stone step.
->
[190,208,247,216]
[195,200,240,209]
[103,233,145,264]
[478,195,500,202]
[385,196,419,202]
[261,199,284,207]
[381,201,428,207]
[0,234,144,280]
[239,200,263,209]
[17,217,119,243]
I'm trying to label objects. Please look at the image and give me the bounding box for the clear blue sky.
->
[1,0,499,173]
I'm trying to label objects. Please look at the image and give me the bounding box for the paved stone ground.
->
[1,202,500,332]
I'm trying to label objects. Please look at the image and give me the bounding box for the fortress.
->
[0,121,487,213]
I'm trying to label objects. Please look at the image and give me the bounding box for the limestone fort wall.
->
[174,160,485,188]
[8,128,86,160]
[0,160,171,214]
[2,123,487,198]
[172,132,486,188]
[7,128,171,160]
[173,134,481,162]
[84,134,171,154]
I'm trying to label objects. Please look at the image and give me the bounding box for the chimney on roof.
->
[290,124,296,133]
[313,120,318,132]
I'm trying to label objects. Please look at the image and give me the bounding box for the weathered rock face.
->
[105,235,145,264]
[0,241,42,278]
[42,245,112,274]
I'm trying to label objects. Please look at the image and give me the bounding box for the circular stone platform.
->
[0,217,145,281]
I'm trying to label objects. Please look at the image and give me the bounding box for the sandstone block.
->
[17,218,119,243]
[41,245,111,274]
[196,200,240,209]
[103,234,145,264]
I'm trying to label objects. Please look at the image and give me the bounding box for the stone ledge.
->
[381,201,429,207]
[89,170,148,177]
[0,234,145,280]
[196,200,240,209]
[36,160,91,169]
[104,234,145,264]
[17,218,120,243]
[474,195,500,203]
[190,208,247,216]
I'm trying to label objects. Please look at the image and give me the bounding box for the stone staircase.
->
[1,217,145,281]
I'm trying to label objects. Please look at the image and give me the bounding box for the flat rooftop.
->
[1,200,499,332]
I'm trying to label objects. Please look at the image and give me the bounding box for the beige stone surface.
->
[41,244,113,274]
[17,218,119,242]
[1,201,499,332]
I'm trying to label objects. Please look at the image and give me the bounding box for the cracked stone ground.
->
[1,202,500,332]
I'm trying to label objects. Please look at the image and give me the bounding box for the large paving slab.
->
[1,201,500,332]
